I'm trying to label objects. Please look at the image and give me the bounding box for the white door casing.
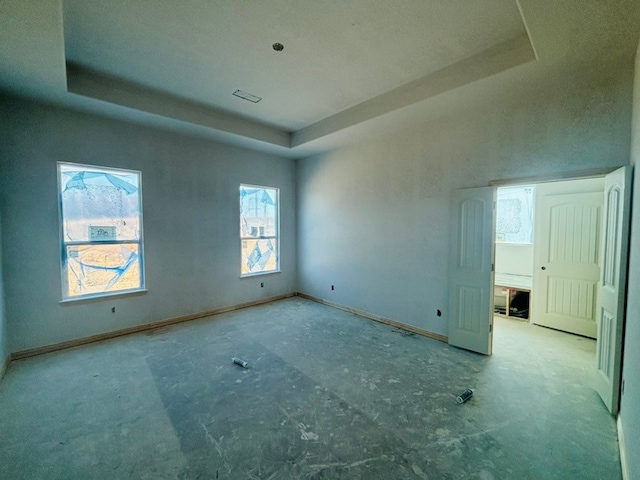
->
[596,166,632,415]
[532,179,604,338]
[448,187,495,355]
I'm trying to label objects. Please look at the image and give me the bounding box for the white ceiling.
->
[1,1,639,158]
[63,0,525,130]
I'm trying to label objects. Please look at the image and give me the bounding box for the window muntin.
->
[240,185,279,276]
[58,162,144,299]
[496,185,535,244]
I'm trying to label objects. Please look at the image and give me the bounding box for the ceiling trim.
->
[292,33,536,147]
[66,63,291,148]
[66,33,535,151]
[515,0,539,61]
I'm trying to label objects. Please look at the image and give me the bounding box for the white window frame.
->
[58,162,146,301]
[240,184,280,277]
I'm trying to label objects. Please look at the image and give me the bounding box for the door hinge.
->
[489,323,493,332]
[491,263,494,272]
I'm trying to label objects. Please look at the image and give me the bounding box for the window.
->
[240,184,279,276]
[496,185,535,244]
[58,162,144,299]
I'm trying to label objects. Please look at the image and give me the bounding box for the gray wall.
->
[619,40,640,480]
[0,97,296,353]
[296,65,633,337]
[0,207,7,366]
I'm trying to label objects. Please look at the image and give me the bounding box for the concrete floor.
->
[0,297,620,479]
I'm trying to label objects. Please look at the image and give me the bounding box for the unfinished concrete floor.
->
[0,297,620,479]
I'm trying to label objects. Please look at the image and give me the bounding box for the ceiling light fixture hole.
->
[272,42,284,52]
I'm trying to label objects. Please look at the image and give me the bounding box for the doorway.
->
[448,166,632,413]
[494,176,604,339]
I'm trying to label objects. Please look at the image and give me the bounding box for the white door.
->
[532,179,604,338]
[596,166,632,415]
[448,187,494,355]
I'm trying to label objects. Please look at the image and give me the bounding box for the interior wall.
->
[297,65,633,338]
[0,96,296,353]
[495,244,533,277]
[0,207,7,367]
[619,40,640,480]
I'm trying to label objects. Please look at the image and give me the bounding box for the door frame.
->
[487,166,630,412]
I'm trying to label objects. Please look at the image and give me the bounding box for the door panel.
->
[545,277,597,321]
[596,166,632,415]
[448,187,494,355]
[533,190,603,338]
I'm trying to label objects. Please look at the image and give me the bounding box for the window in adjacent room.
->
[496,185,535,244]
[58,162,145,300]
[240,184,279,276]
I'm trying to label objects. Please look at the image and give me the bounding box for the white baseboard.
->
[11,293,295,360]
[296,292,448,343]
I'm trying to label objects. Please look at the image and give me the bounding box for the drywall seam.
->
[515,0,539,60]
[296,292,448,343]
[11,293,295,360]
[618,415,629,480]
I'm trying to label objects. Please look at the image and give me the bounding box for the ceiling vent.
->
[233,89,262,103]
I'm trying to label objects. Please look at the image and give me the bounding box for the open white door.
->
[531,179,604,338]
[596,166,632,415]
[448,187,495,355]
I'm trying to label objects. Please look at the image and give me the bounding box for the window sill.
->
[60,288,148,305]
[240,270,281,279]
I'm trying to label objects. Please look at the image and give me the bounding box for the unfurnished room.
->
[1,1,640,479]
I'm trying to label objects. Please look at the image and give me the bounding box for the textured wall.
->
[0,207,7,366]
[619,40,640,480]
[0,98,296,352]
[495,244,533,277]
[296,65,633,337]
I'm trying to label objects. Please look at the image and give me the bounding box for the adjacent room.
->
[1,1,640,479]
[493,177,605,357]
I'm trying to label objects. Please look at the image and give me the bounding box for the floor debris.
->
[232,357,249,368]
